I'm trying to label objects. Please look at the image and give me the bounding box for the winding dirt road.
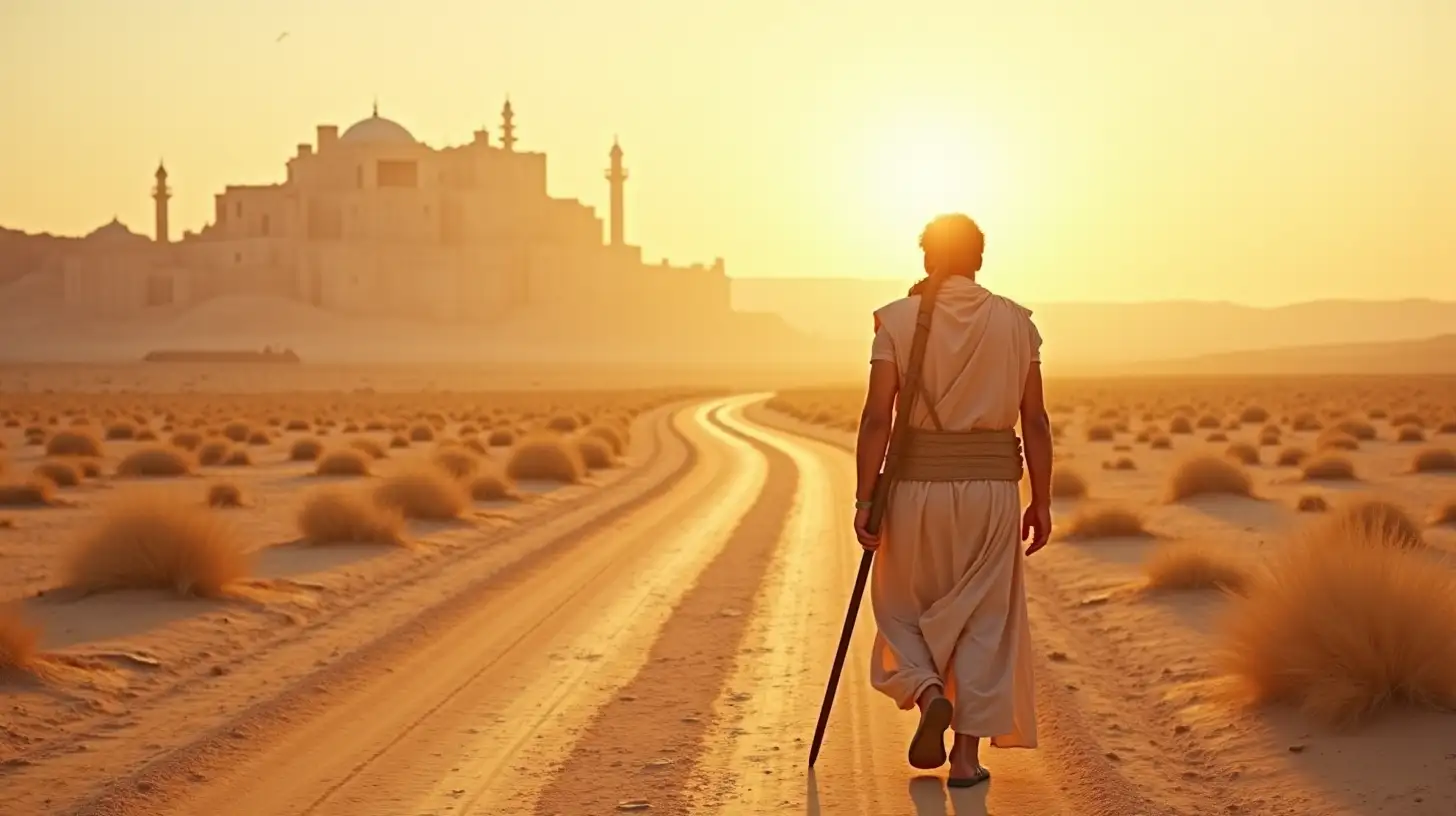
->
[68,396,1161,816]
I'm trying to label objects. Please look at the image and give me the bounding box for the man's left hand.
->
[854,507,880,551]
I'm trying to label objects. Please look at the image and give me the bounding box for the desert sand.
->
[2,368,1455,815]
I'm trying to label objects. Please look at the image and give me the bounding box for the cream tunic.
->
[867,276,1041,747]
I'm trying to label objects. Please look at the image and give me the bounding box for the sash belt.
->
[898,428,1024,482]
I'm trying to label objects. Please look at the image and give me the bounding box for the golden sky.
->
[1,0,1451,305]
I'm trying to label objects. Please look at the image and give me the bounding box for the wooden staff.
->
[808,273,946,768]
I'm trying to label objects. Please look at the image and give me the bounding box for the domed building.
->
[62,100,730,323]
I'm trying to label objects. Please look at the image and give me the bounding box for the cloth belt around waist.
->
[897,428,1024,482]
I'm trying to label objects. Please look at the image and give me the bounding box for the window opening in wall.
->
[235,201,242,218]
[261,214,271,236]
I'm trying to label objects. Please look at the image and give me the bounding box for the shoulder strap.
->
[866,274,945,534]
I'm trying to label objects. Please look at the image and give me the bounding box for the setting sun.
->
[858,119,1013,244]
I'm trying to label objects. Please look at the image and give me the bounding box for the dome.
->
[339,113,416,146]
[84,217,146,243]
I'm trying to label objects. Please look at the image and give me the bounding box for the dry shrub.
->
[1144,542,1251,594]
[546,414,580,433]
[221,447,252,467]
[33,460,81,487]
[290,437,325,462]
[507,436,585,484]
[1302,455,1357,482]
[1225,442,1260,466]
[1335,419,1377,441]
[408,424,435,442]
[1051,468,1088,499]
[433,448,481,480]
[1206,431,1229,443]
[247,430,271,446]
[1411,448,1456,474]
[1165,456,1255,502]
[1276,447,1308,467]
[297,488,404,545]
[0,605,39,672]
[1196,414,1222,430]
[1168,417,1193,435]
[284,419,311,431]
[1103,456,1136,471]
[488,428,516,447]
[1292,413,1323,432]
[116,446,194,477]
[1149,435,1172,450]
[1064,504,1151,540]
[45,429,103,458]
[462,438,488,456]
[1086,424,1115,442]
[65,497,250,596]
[105,422,137,440]
[206,482,245,508]
[1316,431,1360,451]
[0,478,59,507]
[575,435,617,470]
[1240,406,1270,424]
[1391,412,1425,429]
[1396,425,1426,444]
[584,424,626,456]
[1330,497,1423,549]
[469,470,518,501]
[1438,421,1456,435]
[1258,428,1282,447]
[1296,494,1329,513]
[221,421,252,443]
[171,430,204,451]
[389,434,410,449]
[197,440,232,465]
[1221,520,1456,727]
[315,448,371,476]
[1432,500,1456,526]
[348,438,387,459]
[373,469,469,520]
[136,428,158,442]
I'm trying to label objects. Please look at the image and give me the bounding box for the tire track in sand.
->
[524,398,802,816]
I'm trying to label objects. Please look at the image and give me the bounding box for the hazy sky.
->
[1,0,1451,305]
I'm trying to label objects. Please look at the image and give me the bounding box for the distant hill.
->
[1125,333,1456,376]
[730,277,1456,367]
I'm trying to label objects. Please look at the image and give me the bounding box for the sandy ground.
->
[4,386,1455,815]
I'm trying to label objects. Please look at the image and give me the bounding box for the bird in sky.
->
[276,31,289,43]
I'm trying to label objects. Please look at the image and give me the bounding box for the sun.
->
[863,126,1007,239]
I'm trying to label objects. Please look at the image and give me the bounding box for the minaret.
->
[500,98,516,152]
[152,162,171,244]
[605,137,627,247]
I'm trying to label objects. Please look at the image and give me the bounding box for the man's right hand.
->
[1021,501,1051,556]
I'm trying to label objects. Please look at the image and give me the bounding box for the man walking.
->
[852,213,1053,788]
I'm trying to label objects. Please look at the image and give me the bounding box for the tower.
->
[152,162,171,244]
[500,98,516,152]
[605,138,627,247]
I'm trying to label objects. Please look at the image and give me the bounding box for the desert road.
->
[59,395,1155,816]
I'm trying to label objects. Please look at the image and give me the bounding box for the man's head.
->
[919,213,985,277]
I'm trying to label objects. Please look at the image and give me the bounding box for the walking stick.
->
[807,273,946,768]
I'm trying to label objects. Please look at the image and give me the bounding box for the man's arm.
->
[855,360,899,504]
[1020,362,1053,554]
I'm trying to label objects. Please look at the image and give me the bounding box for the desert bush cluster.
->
[0,386,683,663]
[768,376,1456,731]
